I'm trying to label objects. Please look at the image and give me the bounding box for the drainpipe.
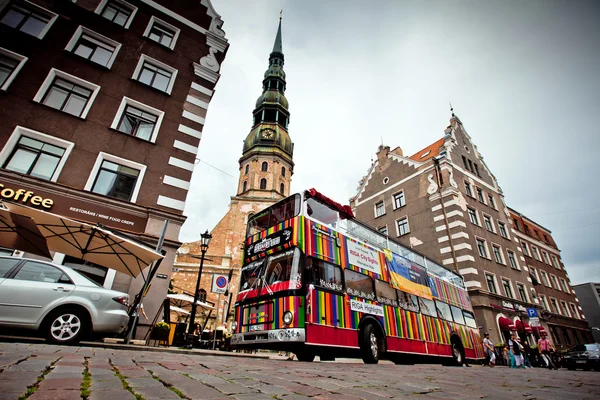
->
[433,157,459,273]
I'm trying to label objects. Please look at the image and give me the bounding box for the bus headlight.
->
[283,311,293,325]
[231,321,238,331]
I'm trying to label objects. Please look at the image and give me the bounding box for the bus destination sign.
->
[246,228,293,258]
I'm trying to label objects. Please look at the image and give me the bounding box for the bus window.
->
[239,259,265,292]
[375,280,397,307]
[398,290,419,313]
[344,269,376,301]
[263,249,300,288]
[247,194,301,237]
[450,305,465,325]
[305,197,339,227]
[435,301,453,322]
[419,297,437,317]
[463,311,477,328]
[310,258,343,292]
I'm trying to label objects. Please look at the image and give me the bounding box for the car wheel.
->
[360,323,381,364]
[44,308,87,345]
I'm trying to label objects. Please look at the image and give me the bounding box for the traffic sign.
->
[212,274,228,294]
[529,317,540,327]
[526,308,539,318]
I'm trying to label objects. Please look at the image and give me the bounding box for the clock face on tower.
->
[261,129,275,139]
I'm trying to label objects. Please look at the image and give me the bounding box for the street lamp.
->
[187,230,212,336]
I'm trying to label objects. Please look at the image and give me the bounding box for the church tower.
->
[237,18,294,199]
[173,19,295,328]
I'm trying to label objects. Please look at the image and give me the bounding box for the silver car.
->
[0,256,130,344]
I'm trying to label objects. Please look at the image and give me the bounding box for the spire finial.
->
[272,13,283,54]
[449,101,455,117]
[280,9,283,21]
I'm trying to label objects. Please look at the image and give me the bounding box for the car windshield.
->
[62,265,100,287]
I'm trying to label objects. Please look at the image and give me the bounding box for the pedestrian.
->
[538,334,557,370]
[514,338,526,369]
[522,340,533,368]
[502,344,510,366]
[130,294,148,339]
[483,333,496,367]
[508,334,520,368]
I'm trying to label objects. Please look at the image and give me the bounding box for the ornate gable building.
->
[351,111,591,348]
[173,19,294,327]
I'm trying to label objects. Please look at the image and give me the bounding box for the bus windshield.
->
[246,194,301,238]
[238,248,301,300]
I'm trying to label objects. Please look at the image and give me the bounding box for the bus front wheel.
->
[295,348,315,362]
[360,323,381,364]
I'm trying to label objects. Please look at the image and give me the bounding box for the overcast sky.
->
[180,0,600,285]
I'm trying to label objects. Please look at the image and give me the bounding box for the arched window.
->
[281,167,286,177]
[244,164,249,175]
[280,183,284,194]
[198,289,207,302]
[242,181,247,192]
[260,178,267,190]
[261,161,268,171]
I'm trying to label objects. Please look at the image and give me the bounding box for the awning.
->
[498,316,516,331]
[532,326,547,335]
[4,202,163,278]
[167,293,215,310]
[515,319,533,333]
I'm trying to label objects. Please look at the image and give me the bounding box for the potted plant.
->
[150,321,170,341]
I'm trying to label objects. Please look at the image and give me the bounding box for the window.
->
[375,280,397,306]
[543,234,549,243]
[0,258,20,277]
[451,306,466,325]
[502,279,513,298]
[377,226,388,235]
[476,188,485,203]
[492,245,503,264]
[242,181,247,192]
[474,163,480,177]
[513,218,521,231]
[0,47,27,91]
[110,97,165,143]
[476,238,487,258]
[344,269,375,300]
[539,270,550,287]
[539,295,548,310]
[530,267,539,283]
[569,303,579,319]
[143,16,180,50]
[468,159,474,172]
[517,283,527,302]
[261,161,268,171]
[560,301,570,317]
[65,26,121,69]
[463,311,477,328]
[244,164,249,175]
[550,298,559,314]
[498,221,508,238]
[96,0,137,29]
[550,274,559,290]
[396,217,409,236]
[488,194,496,209]
[133,55,178,94]
[485,273,497,294]
[260,178,267,190]
[310,258,343,292]
[280,183,284,194]
[531,246,540,261]
[462,155,468,170]
[484,214,494,232]
[14,261,68,283]
[521,241,530,257]
[1,1,58,39]
[435,301,453,321]
[560,278,569,293]
[0,126,74,182]
[398,291,419,313]
[524,225,530,236]
[281,166,286,177]
[198,289,207,302]
[393,191,405,209]
[542,251,551,265]
[374,201,385,217]
[418,297,437,317]
[85,152,146,202]
[464,181,473,197]
[507,250,518,270]
[468,208,478,225]
[33,69,100,119]
[551,255,560,269]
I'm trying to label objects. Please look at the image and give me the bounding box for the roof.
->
[409,138,445,162]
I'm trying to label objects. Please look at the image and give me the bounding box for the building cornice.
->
[512,229,561,256]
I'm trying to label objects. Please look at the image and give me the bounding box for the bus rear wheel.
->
[360,323,381,364]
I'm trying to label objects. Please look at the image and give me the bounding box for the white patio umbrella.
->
[4,202,163,278]
[167,293,215,310]
[169,306,190,315]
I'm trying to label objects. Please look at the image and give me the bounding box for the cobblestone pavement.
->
[1,342,599,400]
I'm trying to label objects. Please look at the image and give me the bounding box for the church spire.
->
[272,11,283,55]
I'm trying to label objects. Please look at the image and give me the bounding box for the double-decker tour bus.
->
[231,189,485,364]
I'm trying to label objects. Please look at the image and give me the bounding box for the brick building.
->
[172,19,294,329]
[0,0,228,338]
[573,282,600,342]
[350,112,591,348]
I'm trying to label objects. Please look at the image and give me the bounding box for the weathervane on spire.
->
[449,101,455,117]
[280,9,283,21]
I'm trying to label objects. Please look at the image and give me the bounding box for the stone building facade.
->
[172,19,294,329]
[0,0,229,338]
[351,112,591,348]
[573,282,600,342]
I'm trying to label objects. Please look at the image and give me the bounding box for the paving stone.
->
[0,391,26,400]
[90,377,123,390]
[126,377,163,387]
[133,385,181,400]
[38,377,82,390]
[0,379,35,393]
[0,370,40,381]
[89,389,136,400]
[167,380,230,400]
[29,390,82,400]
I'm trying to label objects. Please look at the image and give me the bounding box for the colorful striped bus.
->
[231,189,485,364]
